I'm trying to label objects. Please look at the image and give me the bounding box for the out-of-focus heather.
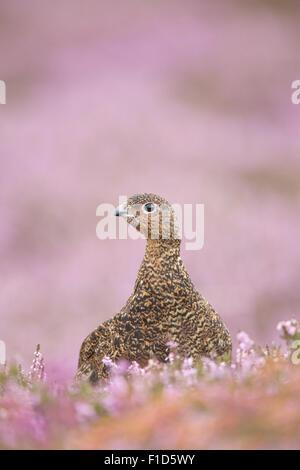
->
[0,0,299,372]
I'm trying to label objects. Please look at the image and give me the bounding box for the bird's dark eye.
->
[143,202,155,214]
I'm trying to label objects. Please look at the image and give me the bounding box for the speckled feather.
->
[76,193,232,383]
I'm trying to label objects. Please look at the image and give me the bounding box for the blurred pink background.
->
[1,0,300,373]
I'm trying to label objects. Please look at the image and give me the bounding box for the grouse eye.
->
[143,202,156,214]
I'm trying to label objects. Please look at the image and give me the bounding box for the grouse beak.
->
[114,203,131,218]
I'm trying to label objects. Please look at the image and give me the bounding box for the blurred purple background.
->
[1,0,300,373]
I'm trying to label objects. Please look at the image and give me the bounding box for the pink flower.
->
[75,402,96,423]
[277,319,299,337]
[237,331,254,352]
[166,340,179,350]
[102,356,117,369]
[202,358,229,380]
[28,344,46,383]
[128,361,145,376]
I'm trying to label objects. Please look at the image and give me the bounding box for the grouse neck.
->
[144,238,181,260]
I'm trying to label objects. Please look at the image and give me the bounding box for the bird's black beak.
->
[114,203,130,218]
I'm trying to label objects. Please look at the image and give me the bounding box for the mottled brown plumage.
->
[76,193,232,382]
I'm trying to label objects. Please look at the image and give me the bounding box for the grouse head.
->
[115,193,181,242]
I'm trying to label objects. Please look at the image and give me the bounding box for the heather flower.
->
[236,331,254,352]
[2,329,300,449]
[277,319,299,339]
[202,357,230,380]
[102,356,117,370]
[114,359,130,376]
[235,331,265,376]
[75,401,96,423]
[128,361,145,377]
[167,352,175,364]
[166,340,179,350]
[102,375,129,416]
[28,345,46,383]
[180,358,197,385]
